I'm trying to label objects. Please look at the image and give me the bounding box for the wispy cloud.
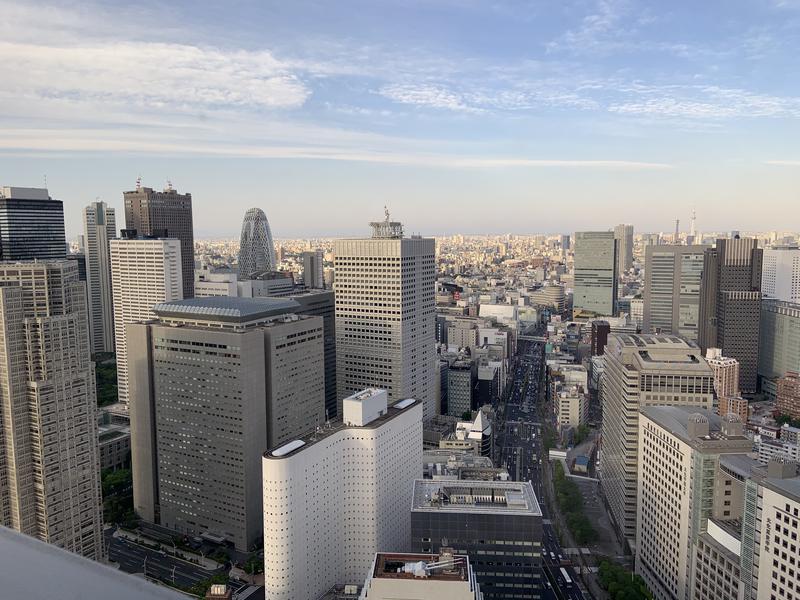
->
[764,160,800,166]
[378,83,482,113]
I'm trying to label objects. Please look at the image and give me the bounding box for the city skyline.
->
[2,0,800,238]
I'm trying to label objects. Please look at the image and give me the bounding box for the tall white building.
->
[110,235,183,405]
[334,212,436,420]
[705,348,740,404]
[262,389,423,600]
[636,407,751,600]
[601,334,715,546]
[83,201,116,353]
[0,261,104,560]
[761,246,800,303]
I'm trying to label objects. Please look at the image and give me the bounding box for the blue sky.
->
[1,0,799,238]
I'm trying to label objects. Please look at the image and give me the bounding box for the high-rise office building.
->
[238,208,276,278]
[129,297,326,551]
[776,372,800,419]
[761,246,800,303]
[110,235,183,405]
[302,249,325,289]
[591,320,611,356]
[0,186,66,261]
[411,479,543,600]
[705,348,740,401]
[446,359,476,417]
[758,300,800,399]
[614,223,634,276]
[636,407,751,600]
[0,260,104,560]
[123,184,194,298]
[573,231,618,318]
[262,389,423,600]
[643,245,707,341]
[698,237,763,394]
[83,201,116,353]
[560,233,570,252]
[334,212,436,420]
[601,334,715,546]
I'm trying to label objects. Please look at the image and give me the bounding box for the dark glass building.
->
[411,480,543,600]
[0,187,66,261]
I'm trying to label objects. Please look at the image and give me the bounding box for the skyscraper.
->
[698,237,763,393]
[110,234,183,405]
[614,223,634,276]
[123,184,194,298]
[761,245,800,303]
[759,300,800,399]
[0,186,66,261]
[302,249,324,289]
[238,208,276,278]
[262,390,423,600]
[705,347,740,401]
[334,211,436,420]
[642,244,707,341]
[573,231,618,318]
[600,334,715,547]
[83,201,116,353]
[0,260,104,560]
[129,297,326,551]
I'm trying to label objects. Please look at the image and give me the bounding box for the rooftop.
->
[265,398,421,460]
[153,296,300,323]
[640,406,751,448]
[412,479,542,516]
[371,551,471,582]
[0,526,184,600]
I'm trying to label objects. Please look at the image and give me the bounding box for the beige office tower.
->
[600,334,715,547]
[110,236,183,406]
[83,201,116,353]
[128,297,325,551]
[705,348,742,419]
[334,213,436,420]
[0,261,104,560]
[636,407,751,600]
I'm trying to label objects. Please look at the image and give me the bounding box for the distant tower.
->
[83,201,116,353]
[690,210,696,239]
[238,208,276,279]
[674,219,680,244]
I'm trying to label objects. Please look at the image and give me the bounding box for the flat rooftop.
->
[372,552,471,582]
[0,526,184,600]
[640,406,751,446]
[265,398,421,460]
[412,479,542,516]
[153,296,301,323]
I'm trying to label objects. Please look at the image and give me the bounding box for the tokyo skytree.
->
[238,208,276,278]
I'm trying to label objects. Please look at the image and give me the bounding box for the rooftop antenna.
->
[166,179,173,192]
[690,209,697,238]
[135,175,142,190]
[674,219,680,243]
[43,174,47,188]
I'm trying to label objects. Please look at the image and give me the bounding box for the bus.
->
[560,567,573,586]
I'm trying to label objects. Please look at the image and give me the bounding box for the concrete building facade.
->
[614,224,634,277]
[761,246,800,303]
[759,300,800,399]
[123,185,194,298]
[636,407,751,600]
[573,231,618,318]
[0,261,104,560]
[110,236,183,405]
[128,297,326,551]
[262,390,423,600]
[334,215,436,420]
[600,334,715,546]
[83,201,116,353]
[643,245,707,341]
[776,372,800,419]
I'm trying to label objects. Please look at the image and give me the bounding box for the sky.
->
[1,0,799,239]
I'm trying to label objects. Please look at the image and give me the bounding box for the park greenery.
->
[552,461,596,544]
[572,424,591,445]
[776,413,800,428]
[95,354,118,406]
[598,560,653,600]
[101,468,135,527]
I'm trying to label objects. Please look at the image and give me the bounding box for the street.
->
[496,330,587,600]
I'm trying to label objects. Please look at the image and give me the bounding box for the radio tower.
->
[689,209,696,239]
[674,219,680,244]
